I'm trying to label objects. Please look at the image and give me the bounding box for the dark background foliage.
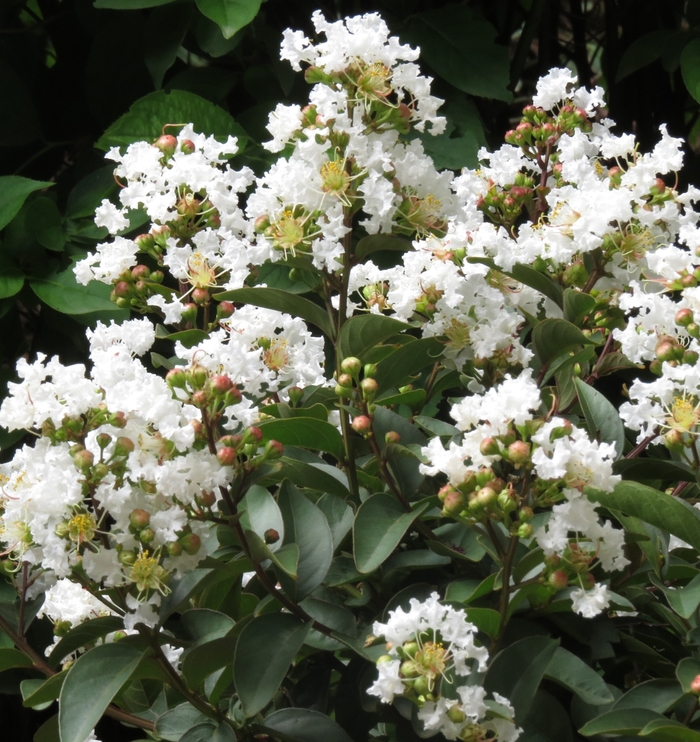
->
[2,1,700,738]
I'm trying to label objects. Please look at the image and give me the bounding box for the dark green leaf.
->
[563,289,596,326]
[156,703,211,741]
[640,721,700,742]
[316,493,354,550]
[95,0,177,7]
[195,0,262,39]
[532,318,595,367]
[261,708,353,742]
[214,287,332,337]
[178,724,218,742]
[242,485,285,548]
[233,613,311,717]
[0,176,53,231]
[181,632,238,691]
[276,483,333,601]
[613,458,696,482]
[510,263,564,308]
[545,647,614,705]
[338,315,410,361]
[0,255,24,299]
[145,4,194,89]
[353,494,430,574]
[22,673,66,708]
[49,616,124,667]
[65,167,117,220]
[279,458,351,499]
[245,529,299,577]
[617,30,676,81]
[355,235,413,261]
[375,337,443,392]
[682,38,700,103]
[31,263,126,316]
[651,572,700,618]
[96,90,248,151]
[484,636,559,723]
[257,417,344,460]
[407,6,511,101]
[677,658,700,694]
[613,679,685,713]
[586,481,700,551]
[59,644,145,742]
[578,709,669,736]
[0,647,33,672]
[574,378,625,459]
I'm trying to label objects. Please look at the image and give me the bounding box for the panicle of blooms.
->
[368,592,488,704]
[38,577,114,628]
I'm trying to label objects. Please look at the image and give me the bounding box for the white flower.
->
[571,583,611,618]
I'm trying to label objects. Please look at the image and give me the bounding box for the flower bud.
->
[139,528,156,545]
[351,415,372,434]
[264,528,280,544]
[264,440,284,459]
[73,449,94,472]
[363,363,378,378]
[192,288,209,305]
[167,541,183,557]
[676,308,694,327]
[507,440,531,464]
[691,674,700,695]
[442,490,465,516]
[385,431,401,444]
[337,373,353,388]
[548,570,569,590]
[517,522,534,539]
[217,447,236,466]
[179,139,196,154]
[287,386,304,407]
[180,532,201,555]
[96,433,112,450]
[154,134,177,155]
[210,374,233,394]
[340,357,362,377]
[166,367,188,389]
[217,301,235,319]
[479,437,500,456]
[129,509,151,531]
[360,378,378,402]
[518,506,534,522]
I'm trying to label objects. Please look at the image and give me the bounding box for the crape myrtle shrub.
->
[8,3,700,742]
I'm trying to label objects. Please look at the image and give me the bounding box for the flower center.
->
[68,513,96,543]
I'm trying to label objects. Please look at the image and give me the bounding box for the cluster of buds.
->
[215,428,284,470]
[505,102,591,154]
[166,366,242,429]
[70,433,136,492]
[476,173,536,227]
[41,405,126,446]
[650,334,699,376]
[335,356,379,406]
[663,264,700,293]
[110,263,165,312]
[539,547,599,600]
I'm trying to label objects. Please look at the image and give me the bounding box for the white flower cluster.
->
[368,593,520,741]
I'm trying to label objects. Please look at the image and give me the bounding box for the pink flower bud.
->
[351,415,372,434]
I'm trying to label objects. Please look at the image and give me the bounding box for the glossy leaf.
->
[532,318,595,367]
[374,337,444,392]
[276,483,333,601]
[0,176,54,232]
[681,38,700,103]
[0,647,33,672]
[579,709,670,736]
[338,315,410,362]
[640,721,700,742]
[59,644,145,742]
[617,29,677,81]
[587,481,700,551]
[30,264,126,316]
[22,673,66,708]
[195,0,262,39]
[214,287,332,337]
[316,493,354,550]
[96,90,248,151]
[156,703,211,742]
[353,494,430,574]
[545,647,614,705]
[233,613,311,717]
[676,657,700,694]
[355,234,413,260]
[484,636,559,723]
[261,708,353,742]
[49,616,124,667]
[257,418,344,460]
[574,378,625,459]
[95,0,177,6]
[0,255,23,299]
[279,458,351,499]
[242,485,285,551]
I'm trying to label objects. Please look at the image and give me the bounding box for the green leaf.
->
[49,616,124,667]
[651,572,700,618]
[612,678,685,713]
[145,4,194,89]
[95,0,178,7]
[532,318,595,367]
[300,596,357,651]
[545,647,614,705]
[563,289,596,326]
[242,485,285,550]
[355,234,413,261]
[245,530,299,577]
[617,30,677,81]
[510,263,564,308]
[280,457,351,499]
[179,724,218,742]
[30,264,126,317]
[214,287,332,337]
[614,458,696,483]
[683,38,700,103]
[316,493,354,550]
[407,6,511,101]
[640,721,700,742]
[257,418,344,461]
[0,647,33,672]
[156,703,211,741]
[181,632,238,691]
[484,636,559,723]
[678,657,700,694]
[0,176,54,232]
[96,90,248,151]
[574,378,625,459]
[578,709,670,736]
[195,0,262,39]
[374,337,444,392]
[586,480,700,552]
[261,708,353,742]
[353,494,430,574]
[22,673,66,708]
[34,714,59,742]
[0,255,24,299]
[338,315,410,362]
[59,643,145,742]
[233,613,311,717]
[276,482,333,601]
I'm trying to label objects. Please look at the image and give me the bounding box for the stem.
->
[684,697,699,726]
[497,535,520,637]
[18,562,29,636]
[625,433,658,459]
[423,362,441,401]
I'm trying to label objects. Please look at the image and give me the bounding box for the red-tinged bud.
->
[114,281,131,298]
[519,506,534,522]
[210,374,233,394]
[548,570,569,590]
[264,528,280,544]
[167,541,182,557]
[682,273,698,289]
[134,280,148,293]
[351,415,372,434]
[131,264,150,280]
[192,390,209,408]
[139,527,156,544]
[676,308,694,327]
[192,288,209,305]
[691,674,700,695]
[549,419,573,441]
[442,490,465,516]
[180,139,196,154]
[111,437,133,459]
[337,373,353,388]
[220,434,242,449]
[335,384,352,398]
[166,367,187,389]
[385,431,401,444]
[340,356,362,377]
[582,572,596,588]
[254,214,271,233]
[363,363,378,378]
[197,490,216,508]
[154,134,177,155]
[112,411,127,429]
[217,301,235,319]
[224,387,242,406]
[73,449,94,471]
[180,532,201,555]
[96,433,112,450]
[684,350,699,365]
[360,378,378,402]
[438,484,455,503]
[93,463,109,480]
[479,437,499,456]
[182,303,198,322]
[246,426,264,444]
[656,340,677,362]
[264,440,284,459]
[507,440,531,464]
[476,487,497,508]
[129,509,151,531]
[135,233,155,250]
[653,177,666,194]
[217,447,236,466]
